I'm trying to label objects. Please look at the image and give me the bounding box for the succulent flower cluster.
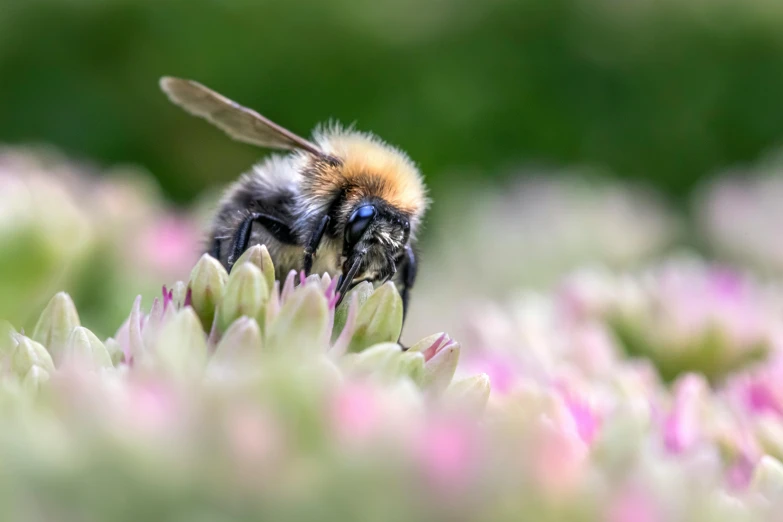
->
[458,256,783,514]
[556,257,782,383]
[4,244,483,400]
[4,146,783,520]
[0,243,495,522]
[3,246,783,520]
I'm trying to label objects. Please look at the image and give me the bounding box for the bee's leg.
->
[378,258,397,286]
[228,212,296,272]
[399,245,417,325]
[335,255,365,304]
[395,246,417,349]
[209,237,221,260]
[303,215,331,276]
[227,216,256,272]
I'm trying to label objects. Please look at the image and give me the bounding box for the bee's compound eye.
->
[346,205,377,246]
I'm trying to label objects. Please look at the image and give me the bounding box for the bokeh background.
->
[7,0,783,202]
[7,2,783,519]
[4,0,783,338]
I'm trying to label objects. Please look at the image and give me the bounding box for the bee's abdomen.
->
[209,157,304,271]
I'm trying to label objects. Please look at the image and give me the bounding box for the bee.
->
[159,77,428,322]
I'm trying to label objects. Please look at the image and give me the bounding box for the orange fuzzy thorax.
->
[312,129,428,217]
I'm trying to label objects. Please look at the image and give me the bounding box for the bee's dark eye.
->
[346,205,377,246]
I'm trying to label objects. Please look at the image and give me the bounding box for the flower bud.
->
[399,351,425,386]
[342,343,403,381]
[320,273,334,293]
[592,407,647,472]
[347,282,403,353]
[104,338,125,366]
[264,281,281,326]
[281,270,297,302]
[443,374,491,415]
[152,308,208,377]
[22,365,50,394]
[408,332,446,355]
[12,334,55,376]
[756,416,783,460]
[61,326,113,370]
[333,282,373,341]
[265,285,328,355]
[143,298,168,350]
[234,244,276,292]
[217,263,269,333]
[32,292,80,364]
[188,254,229,330]
[750,455,783,500]
[663,374,707,454]
[211,316,263,372]
[422,340,461,394]
[128,295,144,360]
[170,281,189,308]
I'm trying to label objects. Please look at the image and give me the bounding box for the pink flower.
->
[414,417,479,491]
[558,386,601,445]
[133,215,201,280]
[330,382,383,442]
[655,264,772,354]
[733,357,783,418]
[713,419,763,490]
[745,381,783,417]
[420,333,458,363]
[567,322,620,377]
[466,352,519,395]
[662,374,707,454]
[122,379,179,434]
[607,487,662,522]
[531,412,589,496]
[225,406,280,466]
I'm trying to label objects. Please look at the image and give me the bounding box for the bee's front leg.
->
[398,245,417,324]
[227,212,296,272]
[303,215,331,276]
[209,237,221,260]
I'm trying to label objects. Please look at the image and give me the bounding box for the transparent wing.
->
[160,76,324,156]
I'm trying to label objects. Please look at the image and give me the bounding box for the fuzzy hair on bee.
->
[160,77,429,322]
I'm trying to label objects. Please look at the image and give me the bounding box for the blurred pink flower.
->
[745,382,783,417]
[559,260,779,382]
[733,358,783,418]
[556,384,601,445]
[414,417,479,491]
[133,215,201,280]
[662,374,707,454]
[122,378,180,435]
[607,487,661,522]
[566,322,620,378]
[726,448,760,490]
[225,405,281,469]
[466,352,519,395]
[331,382,383,442]
[656,265,771,350]
[531,402,589,496]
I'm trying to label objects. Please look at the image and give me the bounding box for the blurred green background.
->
[4,0,783,206]
[6,0,783,339]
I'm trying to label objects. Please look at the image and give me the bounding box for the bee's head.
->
[340,200,410,286]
